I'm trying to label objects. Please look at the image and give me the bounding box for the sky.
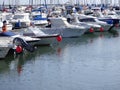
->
[0,0,66,5]
[0,0,119,5]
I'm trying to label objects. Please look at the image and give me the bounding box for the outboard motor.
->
[13,37,35,53]
[14,20,21,29]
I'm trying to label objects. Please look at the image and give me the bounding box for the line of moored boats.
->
[0,4,120,58]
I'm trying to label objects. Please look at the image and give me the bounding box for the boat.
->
[39,17,87,38]
[0,37,14,58]
[0,12,13,31]
[77,14,111,31]
[0,31,40,53]
[91,9,120,30]
[22,26,62,46]
[31,11,48,25]
[10,13,31,29]
[0,21,13,31]
[70,13,94,33]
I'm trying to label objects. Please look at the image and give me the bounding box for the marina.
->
[0,0,120,90]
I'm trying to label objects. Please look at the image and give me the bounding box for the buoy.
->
[100,27,104,32]
[89,27,94,33]
[115,24,119,27]
[15,45,23,53]
[17,66,22,75]
[56,35,62,42]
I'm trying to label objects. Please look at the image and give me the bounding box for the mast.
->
[119,0,120,7]
[32,0,33,5]
[50,0,53,4]
[70,0,73,5]
[40,0,41,6]
[9,0,10,5]
[29,0,31,5]
[44,0,47,9]
[105,0,108,5]
[57,0,60,4]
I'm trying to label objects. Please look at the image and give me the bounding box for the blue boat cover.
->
[106,20,113,24]
[0,31,16,36]
[15,21,21,27]
[99,19,113,24]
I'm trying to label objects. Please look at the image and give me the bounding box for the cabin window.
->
[13,15,24,19]
[79,18,95,22]
[116,12,120,15]
[108,13,115,15]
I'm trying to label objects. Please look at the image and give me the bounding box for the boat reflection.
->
[0,46,56,75]
[0,31,118,75]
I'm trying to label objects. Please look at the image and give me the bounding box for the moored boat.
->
[0,37,13,58]
[39,17,87,38]
[22,26,62,46]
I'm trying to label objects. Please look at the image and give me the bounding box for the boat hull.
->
[0,47,11,59]
[24,33,60,46]
[40,27,86,38]
[33,36,58,46]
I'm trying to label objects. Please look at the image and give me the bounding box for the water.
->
[0,31,120,90]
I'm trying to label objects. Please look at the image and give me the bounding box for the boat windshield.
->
[108,13,115,15]
[116,12,120,15]
[13,15,24,19]
[5,15,13,20]
[79,18,96,22]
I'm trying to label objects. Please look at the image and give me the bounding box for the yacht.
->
[78,14,112,31]
[31,11,48,25]
[22,26,62,46]
[10,13,31,28]
[0,31,40,53]
[39,17,87,38]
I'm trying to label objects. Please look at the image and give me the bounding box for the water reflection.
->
[0,31,120,90]
[0,32,107,75]
[53,32,116,54]
[0,31,117,74]
[108,30,119,37]
[0,46,56,75]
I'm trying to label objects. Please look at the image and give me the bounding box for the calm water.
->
[1,31,120,90]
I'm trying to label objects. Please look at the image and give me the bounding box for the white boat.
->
[31,12,48,25]
[0,21,13,31]
[39,17,87,38]
[22,26,62,46]
[78,14,111,31]
[72,13,101,32]
[0,37,14,58]
[70,13,94,33]
[10,13,31,28]
[91,10,120,30]
[0,12,13,31]
[0,31,40,53]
